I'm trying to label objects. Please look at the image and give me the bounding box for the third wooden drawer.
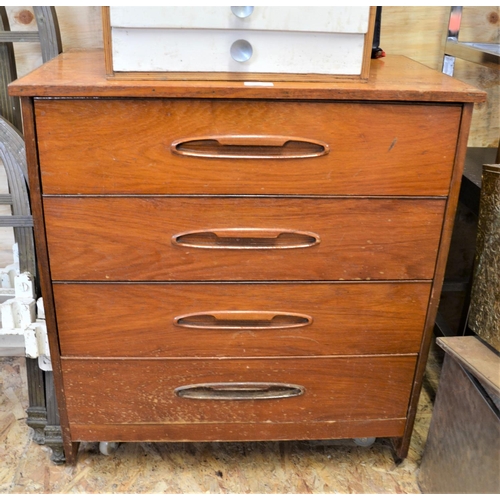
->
[54,282,431,357]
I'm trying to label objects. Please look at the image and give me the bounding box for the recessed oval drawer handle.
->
[175,382,305,400]
[172,228,320,250]
[174,310,313,330]
[171,135,329,159]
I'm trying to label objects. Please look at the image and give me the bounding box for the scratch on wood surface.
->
[276,336,321,345]
[388,138,398,152]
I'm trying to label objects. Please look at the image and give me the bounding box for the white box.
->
[103,6,375,81]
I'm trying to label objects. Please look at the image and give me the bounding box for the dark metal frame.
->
[0,5,64,463]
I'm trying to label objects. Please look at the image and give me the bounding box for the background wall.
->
[380,6,499,149]
[4,5,500,147]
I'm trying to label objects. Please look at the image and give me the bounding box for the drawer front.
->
[44,197,445,281]
[110,7,371,33]
[35,99,461,196]
[55,282,431,357]
[111,29,365,75]
[61,356,417,425]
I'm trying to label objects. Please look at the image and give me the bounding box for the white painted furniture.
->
[103,6,375,81]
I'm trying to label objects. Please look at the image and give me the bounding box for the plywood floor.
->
[0,348,442,494]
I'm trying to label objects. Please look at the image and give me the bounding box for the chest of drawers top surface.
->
[9,51,485,103]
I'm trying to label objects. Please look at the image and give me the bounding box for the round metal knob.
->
[230,39,253,63]
[231,6,254,18]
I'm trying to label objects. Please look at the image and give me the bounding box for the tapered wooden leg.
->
[390,437,406,465]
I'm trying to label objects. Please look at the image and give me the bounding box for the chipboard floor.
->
[0,349,441,494]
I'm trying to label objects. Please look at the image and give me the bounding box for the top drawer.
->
[35,99,461,196]
[110,7,371,33]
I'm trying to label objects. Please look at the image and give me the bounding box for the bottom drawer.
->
[62,357,416,433]
[111,28,366,76]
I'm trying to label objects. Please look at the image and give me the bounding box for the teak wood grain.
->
[69,419,407,444]
[61,356,417,425]
[54,282,431,358]
[19,97,79,465]
[43,197,446,282]
[8,51,486,103]
[392,103,476,460]
[34,99,461,196]
[9,53,485,464]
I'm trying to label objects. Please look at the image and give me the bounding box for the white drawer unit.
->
[103,6,375,81]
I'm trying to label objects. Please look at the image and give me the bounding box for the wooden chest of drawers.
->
[9,52,485,465]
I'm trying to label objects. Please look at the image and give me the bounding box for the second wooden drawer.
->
[44,197,445,281]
